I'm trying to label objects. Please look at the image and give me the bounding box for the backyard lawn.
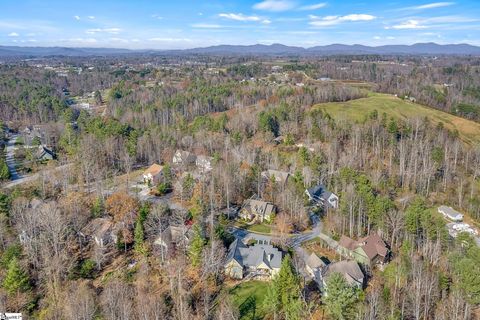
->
[229,280,270,320]
[234,221,272,234]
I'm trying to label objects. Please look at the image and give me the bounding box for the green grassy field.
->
[229,280,270,320]
[234,221,272,234]
[313,93,480,145]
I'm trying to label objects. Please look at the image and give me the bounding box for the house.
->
[35,145,55,161]
[225,239,282,279]
[305,184,339,209]
[321,260,364,290]
[143,163,164,185]
[438,206,464,222]
[80,218,114,247]
[173,150,196,166]
[196,155,214,173]
[338,233,390,267]
[261,169,290,186]
[154,225,193,254]
[239,198,276,222]
[305,253,328,278]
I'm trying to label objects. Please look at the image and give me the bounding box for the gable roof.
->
[81,217,113,239]
[174,150,196,162]
[144,163,163,176]
[339,234,389,261]
[306,184,333,200]
[155,225,192,247]
[358,233,389,260]
[36,145,54,160]
[339,235,358,251]
[323,260,364,286]
[306,253,327,270]
[261,169,291,184]
[438,205,463,220]
[226,240,282,270]
[245,199,276,217]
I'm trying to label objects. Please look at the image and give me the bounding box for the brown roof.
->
[358,233,389,260]
[324,260,364,286]
[339,235,358,251]
[144,163,163,176]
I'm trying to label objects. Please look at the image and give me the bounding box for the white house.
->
[196,155,214,173]
[438,206,464,222]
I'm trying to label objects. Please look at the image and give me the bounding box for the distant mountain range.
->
[1,42,480,57]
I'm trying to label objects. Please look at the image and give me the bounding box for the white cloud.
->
[253,0,296,12]
[299,2,327,11]
[262,19,272,24]
[386,20,428,29]
[151,14,163,20]
[387,36,396,40]
[8,32,19,37]
[86,28,121,34]
[373,36,381,40]
[88,16,95,20]
[310,14,376,27]
[191,23,223,29]
[219,13,263,22]
[74,15,80,20]
[411,2,455,10]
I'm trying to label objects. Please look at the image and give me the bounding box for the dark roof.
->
[306,184,332,200]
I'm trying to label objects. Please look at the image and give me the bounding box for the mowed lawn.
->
[229,280,270,320]
[312,93,480,145]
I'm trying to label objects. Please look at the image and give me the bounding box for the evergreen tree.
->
[264,255,303,319]
[0,157,10,181]
[188,224,205,267]
[322,272,359,320]
[2,258,30,294]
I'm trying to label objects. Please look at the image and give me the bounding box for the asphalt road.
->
[5,134,22,180]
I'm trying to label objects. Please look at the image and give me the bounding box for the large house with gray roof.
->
[225,239,282,279]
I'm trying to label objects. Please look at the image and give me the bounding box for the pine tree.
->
[188,224,205,267]
[322,272,359,320]
[264,255,303,319]
[2,258,30,294]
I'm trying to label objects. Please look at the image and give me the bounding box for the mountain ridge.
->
[0,42,479,57]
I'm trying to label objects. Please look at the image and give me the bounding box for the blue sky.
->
[0,0,479,49]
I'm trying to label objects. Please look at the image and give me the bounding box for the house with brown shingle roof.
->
[338,233,390,267]
[143,163,164,185]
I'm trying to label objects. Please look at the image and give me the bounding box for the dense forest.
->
[0,54,479,319]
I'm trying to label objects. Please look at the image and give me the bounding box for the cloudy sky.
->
[0,0,479,49]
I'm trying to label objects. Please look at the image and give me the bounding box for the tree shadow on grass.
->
[239,295,260,320]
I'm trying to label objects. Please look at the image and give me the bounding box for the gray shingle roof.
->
[227,240,282,270]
